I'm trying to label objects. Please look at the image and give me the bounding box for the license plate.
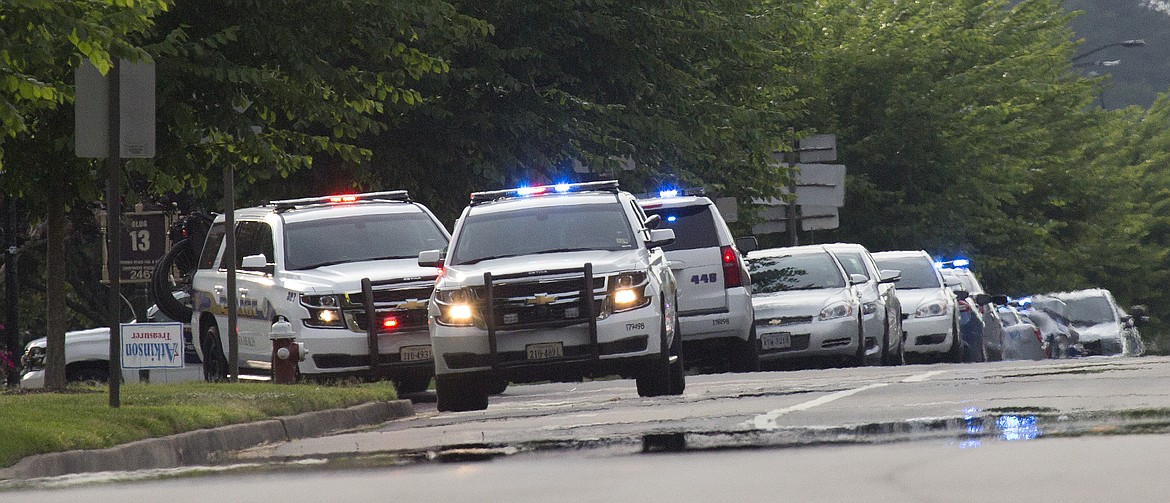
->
[526,342,564,360]
[761,332,791,350]
[399,345,432,362]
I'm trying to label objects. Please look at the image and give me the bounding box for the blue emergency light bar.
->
[934,258,972,269]
[269,190,410,211]
[469,180,620,205]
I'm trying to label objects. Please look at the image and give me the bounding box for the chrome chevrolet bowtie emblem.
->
[527,294,557,306]
[397,299,427,310]
[768,318,784,326]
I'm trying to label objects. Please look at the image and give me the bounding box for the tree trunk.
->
[44,184,67,390]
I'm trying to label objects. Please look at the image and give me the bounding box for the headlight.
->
[301,294,344,328]
[819,301,854,321]
[435,288,477,326]
[610,271,650,312]
[915,299,949,318]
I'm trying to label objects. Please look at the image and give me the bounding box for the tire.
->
[67,362,110,385]
[151,238,196,322]
[488,378,509,395]
[395,375,432,394]
[883,323,906,366]
[728,326,761,373]
[201,321,231,382]
[637,295,675,397]
[852,315,867,367]
[668,318,685,395]
[435,373,489,412]
[947,317,963,363]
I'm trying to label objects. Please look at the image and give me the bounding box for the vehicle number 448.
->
[691,273,717,285]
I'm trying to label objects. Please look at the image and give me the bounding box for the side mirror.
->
[735,236,758,256]
[418,249,444,268]
[991,294,1009,306]
[849,273,869,285]
[646,228,675,249]
[878,269,901,284]
[241,254,273,274]
[974,293,992,306]
[1130,305,1150,326]
[954,290,970,301]
[644,214,662,230]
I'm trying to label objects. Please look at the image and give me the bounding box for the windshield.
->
[873,256,941,289]
[283,211,448,270]
[748,252,846,293]
[1063,295,1116,326]
[449,202,636,265]
[832,251,869,280]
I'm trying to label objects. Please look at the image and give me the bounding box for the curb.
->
[0,400,414,481]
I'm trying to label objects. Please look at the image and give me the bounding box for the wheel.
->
[435,373,489,412]
[151,238,197,322]
[637,295,675,397]
[201,321,231,382]
[883,323,906,366]
[852,314,867,367]
[66,362,110,385]
[488,377,509,395]
[668,318,685,395]
[947,317,963,363]
[728,326,761,373]
[394,375,432,394]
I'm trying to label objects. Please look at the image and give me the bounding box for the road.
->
[7,356,1170,501]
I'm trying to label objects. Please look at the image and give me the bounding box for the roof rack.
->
[269,190,411,212]
[469,180,620,205]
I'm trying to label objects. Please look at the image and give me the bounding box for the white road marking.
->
[748,382,890,430]
[901,370,947,383]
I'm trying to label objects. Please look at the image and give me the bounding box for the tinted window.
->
[872,256,941,289]
[833,251,869,279]
[747,252,846,293]
[284,211,448,270]
[235,221,274,268]
[450,202,636,265]
[198,223,226,270]
[642,205,719,251]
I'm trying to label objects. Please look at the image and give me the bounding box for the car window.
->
[449,202,636,265]
[235,221,274,268]
[748,252,846,293]
[641,204,719,251]
[998,309,1019,325]
[1062,296,1117,326]
[283,211,449,270]
[198,223,226,270]
[873,256,941,289]
[833,251,870,280]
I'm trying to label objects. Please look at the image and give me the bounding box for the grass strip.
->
[0,381,396,468]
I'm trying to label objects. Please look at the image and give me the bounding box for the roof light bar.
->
[934,257,972,269]
[270,190,410,211]
[637,187,706,199]
[470,180,620,205]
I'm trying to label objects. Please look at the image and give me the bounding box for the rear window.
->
[642,205,719,251]
[872,256,941,289]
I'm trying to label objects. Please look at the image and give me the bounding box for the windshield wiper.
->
[458,253,523,265]
[532,247,595,255]
[291,259,354,270]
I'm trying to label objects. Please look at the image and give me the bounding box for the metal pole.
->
[786,135,799,246]
[106,59,122,408]
[224,165,238,382]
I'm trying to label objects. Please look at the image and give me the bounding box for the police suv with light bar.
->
[419,180,684,412]
[190,191,449,390]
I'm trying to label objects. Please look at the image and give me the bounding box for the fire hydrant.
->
[270,319,304,384]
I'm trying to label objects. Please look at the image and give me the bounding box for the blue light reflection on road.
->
[959,408,1042,448]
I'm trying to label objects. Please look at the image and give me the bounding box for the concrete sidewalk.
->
[0,400,414,480]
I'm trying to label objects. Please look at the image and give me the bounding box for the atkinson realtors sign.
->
[120,322,185,369]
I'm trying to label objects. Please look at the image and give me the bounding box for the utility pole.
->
[4,197,18,387]
[106,59,123,407]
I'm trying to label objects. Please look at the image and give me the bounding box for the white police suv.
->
[420,181,684,412]
[190,191,449,391]
[638,190,758,372]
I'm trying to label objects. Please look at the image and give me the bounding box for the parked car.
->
[422,180,683,412]
[872,250,962,363]
[938,261,1003,362]
[745,245,866,367]
[190,191,450,390]
[995,302,1045,361]
[1046,289,1145,357]
[638,190,759,372]
[1023,295,1082,359]
[824,243,904,365]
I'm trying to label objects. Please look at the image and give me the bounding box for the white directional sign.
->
[120,323,185,369]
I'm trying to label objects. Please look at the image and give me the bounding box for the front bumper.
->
[755,315,861,361]
[903,314,956,354]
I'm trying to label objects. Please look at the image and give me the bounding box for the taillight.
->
[1033,327,1042,343]
[721,245,742,288]
[958,299,971,313]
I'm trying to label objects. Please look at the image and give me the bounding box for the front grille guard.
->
[484,263,601,371]
[360,278,435,370]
